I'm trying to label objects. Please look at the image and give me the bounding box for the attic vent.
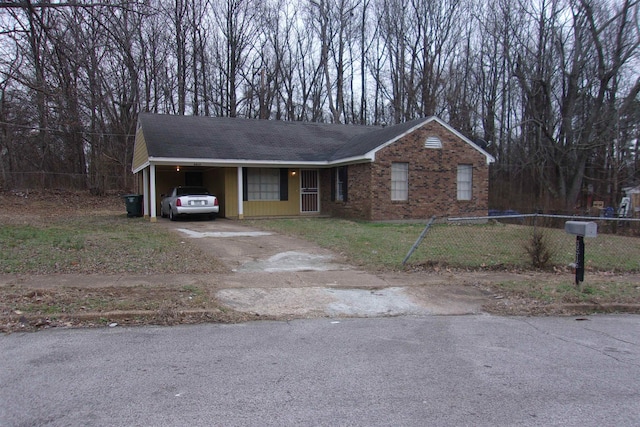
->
[425,136,442,149]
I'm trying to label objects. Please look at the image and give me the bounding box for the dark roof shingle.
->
[137,113,493,166]
[139,113,381,162]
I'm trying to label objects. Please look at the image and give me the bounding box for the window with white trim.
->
[247,168,280,200]
[391,162,409,201]
[457,164,472,201]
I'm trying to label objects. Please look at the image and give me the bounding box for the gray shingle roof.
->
[139,113,382,163]
[138,113,494,166]
[329,117,428,161]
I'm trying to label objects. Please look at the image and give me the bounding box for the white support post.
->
[237,166,244,219]
[142,167,150,218]
[150,164,157,222]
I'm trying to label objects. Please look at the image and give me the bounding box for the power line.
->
[0,120,135,137]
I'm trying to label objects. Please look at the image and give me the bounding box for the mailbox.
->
[564,221,597,238]
[565,221,597,286]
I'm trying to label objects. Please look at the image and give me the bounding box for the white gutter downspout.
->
[237,166,244,219]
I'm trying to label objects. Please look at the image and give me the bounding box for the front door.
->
[300,169,319,213]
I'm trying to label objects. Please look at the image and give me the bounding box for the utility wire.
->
[0,120,134,137]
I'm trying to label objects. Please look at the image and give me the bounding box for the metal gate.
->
[300,169,319,213]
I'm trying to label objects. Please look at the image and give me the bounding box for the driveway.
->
[160,219,491,317]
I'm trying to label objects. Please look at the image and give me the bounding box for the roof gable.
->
[356,117,494,165]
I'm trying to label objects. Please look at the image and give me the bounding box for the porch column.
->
[150,164,157,222]
[237,166,244,219]
[142,167,150,218]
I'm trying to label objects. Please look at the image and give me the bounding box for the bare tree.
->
[212,0,257,117]
[512,0,640,210]
[1,0,639,208]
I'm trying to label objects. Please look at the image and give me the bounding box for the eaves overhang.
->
[143,155,374,170]
[132,161,150,174]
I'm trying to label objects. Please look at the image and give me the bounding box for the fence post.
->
[402,216,436,266]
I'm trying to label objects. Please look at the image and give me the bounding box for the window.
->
[457,164,472,200]
[336,166,348,201]
[391,162,409,201]
[247,168,280,200]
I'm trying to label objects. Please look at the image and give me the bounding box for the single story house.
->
[132,113,495,221]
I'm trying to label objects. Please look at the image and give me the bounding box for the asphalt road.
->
[1,314,639,427]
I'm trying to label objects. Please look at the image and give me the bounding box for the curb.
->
[5,308,262,330]
[8,303,640,329]
[560,303,640,313]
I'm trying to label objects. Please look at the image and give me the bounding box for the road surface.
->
[1,314,638,426]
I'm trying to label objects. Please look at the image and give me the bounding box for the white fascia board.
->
[363,117,496,165]
[132,161,150,174]
[147,156,374,169]
[429,117,496,164]
[328,155,374,167]
[362,118,432,162]
[148,157,331,168]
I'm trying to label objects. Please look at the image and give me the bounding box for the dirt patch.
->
[0,283,274,333]
[0,189,124,225]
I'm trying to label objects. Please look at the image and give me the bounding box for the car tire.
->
[169,209,176,221]
[160,206,166,218]
[209,213,217,221]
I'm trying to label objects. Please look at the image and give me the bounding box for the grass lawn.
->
[1,193,638,332]
[0,192,237,332]
[246,218,640,272]
[246,218,640,315]
[0,214,224,274]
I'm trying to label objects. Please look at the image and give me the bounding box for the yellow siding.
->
[224,168,239,218]
[244,201,297,217]
[224,168,301,218]
[206,169,226,216]
[132,128,149,171]
[244,172,300,216]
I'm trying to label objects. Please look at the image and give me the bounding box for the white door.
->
[300,169,319,213]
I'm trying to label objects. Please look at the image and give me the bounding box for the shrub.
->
[525,230,553,268]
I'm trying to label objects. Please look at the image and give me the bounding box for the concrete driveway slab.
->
[176,228,273,238]
[235,250,349,273]
[162,219,490,317]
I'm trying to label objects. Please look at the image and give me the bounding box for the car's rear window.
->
[177,187,210,196]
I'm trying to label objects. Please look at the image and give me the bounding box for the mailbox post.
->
[564,221,597,286]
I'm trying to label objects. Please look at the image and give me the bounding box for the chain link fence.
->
[408,214,640,272]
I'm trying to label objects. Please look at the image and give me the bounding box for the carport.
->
[134,160,318,222]
[133,161,245,221]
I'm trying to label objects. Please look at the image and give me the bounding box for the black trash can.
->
[123,194,143,217]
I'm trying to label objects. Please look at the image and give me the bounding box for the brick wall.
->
[370,121,489,221]
[321,120,490,221]
[320,163,373,220]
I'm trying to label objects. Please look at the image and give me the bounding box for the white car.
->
[160,186,219,221]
